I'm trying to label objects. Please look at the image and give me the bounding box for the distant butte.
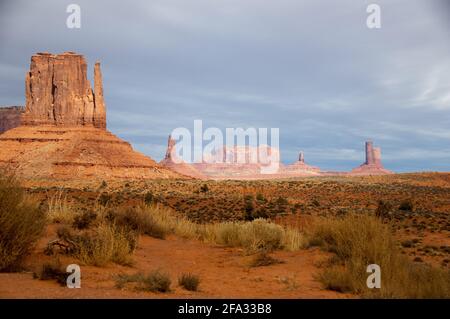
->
[0,53,395,181]
[350,140,393,175]
[282,151,321,176]
[159,135,206,179]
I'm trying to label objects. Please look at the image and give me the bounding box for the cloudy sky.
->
[0,0,449,172]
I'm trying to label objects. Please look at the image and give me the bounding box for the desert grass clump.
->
[178,273,200,291]
[34,259,67,285]
[46,190,76,224]
[307,213,450,298]
[77,223,136,266]
[107,206,170,239]
[281,227,306,251]
[56,223,136,267]
[116,270,171,293]
[212,222,242,247]
[72,211,97,230]
[0,174,46,271]
[239,219,284,253]
[249,252,282,268]
[138,205,304,253]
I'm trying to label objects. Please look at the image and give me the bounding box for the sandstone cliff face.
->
[0,52,183,181]
[0,106,23,134]
[22,52,106,129]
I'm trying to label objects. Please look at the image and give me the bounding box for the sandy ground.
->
[0,230,350,299]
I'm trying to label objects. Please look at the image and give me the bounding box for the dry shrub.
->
[46,190,76,224]
[0,174,46,271]
[72,211,97,229]
[281,227,306,251]
[116,270,171,293]
[239,219,284,253]
[308,214,450,298]
[138,205,304,253]
[107,206,170,239]
[178,273,200,291]
[57,223,136,266]
[34,259,67,285]
[211,222,242,247]
[249,252,282,267]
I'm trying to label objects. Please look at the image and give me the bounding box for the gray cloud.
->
[0,0,449,172]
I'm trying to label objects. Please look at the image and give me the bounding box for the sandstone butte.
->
[350,140,393,175]
[159,135,206,179]
[0,52,183,181]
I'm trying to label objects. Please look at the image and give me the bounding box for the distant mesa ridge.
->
[0,52,394,180]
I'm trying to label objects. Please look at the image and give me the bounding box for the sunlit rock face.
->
[22,52,106,129]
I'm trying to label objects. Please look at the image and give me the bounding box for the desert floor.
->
[1,173,449,298]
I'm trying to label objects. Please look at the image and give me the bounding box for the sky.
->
[0,0,449,172]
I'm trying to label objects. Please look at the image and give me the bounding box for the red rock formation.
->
[159,135,206,179]
[0,106,24,134]
[351,140,393,175]
[282,151,321,176]
[93,62,106,129]
[298,151,305,163]
[0,52,183,181]
[192,145,281,179]
[21,52,106,129]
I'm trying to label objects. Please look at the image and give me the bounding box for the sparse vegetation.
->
[178,273,200,291]
[107,206,170,239]
[72,211,97,229]
[1,174,449,298]
[0,174,46,271]
[116,270,171,293]
[144,191,154,205]
[399,199,414,212]
[34,259,67,285]
[249,252,282,267]
[200,184,209,193]
[55,223,136,266]
[46,190,76,224]
[137,204,304,253]
[307,214,450,298]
